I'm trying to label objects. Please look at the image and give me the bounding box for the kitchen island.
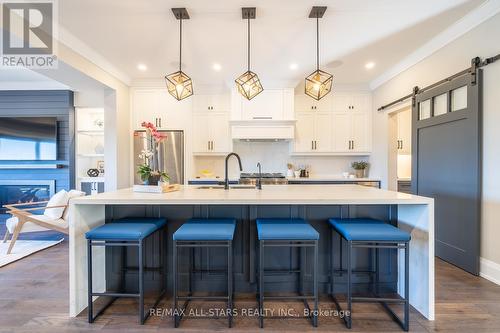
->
[69,184,434,320]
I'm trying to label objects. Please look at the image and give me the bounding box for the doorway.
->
[387,104,412,193]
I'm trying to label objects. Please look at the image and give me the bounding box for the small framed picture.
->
[96,160,105,175]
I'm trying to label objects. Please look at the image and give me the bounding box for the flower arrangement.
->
[137,121,170,185]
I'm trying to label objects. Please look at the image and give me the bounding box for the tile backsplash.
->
[193,141,369,179]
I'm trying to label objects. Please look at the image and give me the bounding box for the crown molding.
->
[370,0,500,90]
[58,26,132,86]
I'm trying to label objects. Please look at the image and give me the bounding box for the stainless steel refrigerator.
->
[133,130,184,185]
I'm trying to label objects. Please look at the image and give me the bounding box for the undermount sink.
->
[195,185,256,190]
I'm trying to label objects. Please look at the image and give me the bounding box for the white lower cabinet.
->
[192,112,231,154]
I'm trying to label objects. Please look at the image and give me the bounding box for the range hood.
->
[230,120,296,140]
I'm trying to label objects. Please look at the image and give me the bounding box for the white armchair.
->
[2,189,85,254]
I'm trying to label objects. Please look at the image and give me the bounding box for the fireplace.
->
[0,180,55,214]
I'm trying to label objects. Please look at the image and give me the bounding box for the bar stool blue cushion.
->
[256,218,319,240]
[86,223,160,241]
[329,219,410,242]
[173,218,236,241]
[113,217,167,229]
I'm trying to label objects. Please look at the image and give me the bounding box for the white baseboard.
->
[480,257,500,285]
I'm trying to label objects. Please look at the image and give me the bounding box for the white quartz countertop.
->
[71,184,432,205]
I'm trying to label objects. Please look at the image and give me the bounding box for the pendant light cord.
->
[247,17,250,71]
[179,16,182,72]
[316,16,319,71]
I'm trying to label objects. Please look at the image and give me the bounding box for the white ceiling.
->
[55,0,486,89]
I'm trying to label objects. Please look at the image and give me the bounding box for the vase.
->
[355,169,365,178]
[148,175,161,186]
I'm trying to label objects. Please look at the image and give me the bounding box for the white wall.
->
[371,14,500,271]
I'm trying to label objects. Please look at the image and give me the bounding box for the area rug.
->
[0,239,64,267]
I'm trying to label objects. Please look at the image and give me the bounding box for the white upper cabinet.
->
[351,113,370,152]
[295,93,332,112]
[332,113,351,151]
[193,94,230,113]
[231,89,294,120]
[131,89,191,129]
[192,112,231,155]
[294,112,315,152]
[397,109,411,154]
[314,113,334,152]
[293,112,333,153]
[293,91,372,155]
[332,112,370,153]
[333,93,370,113]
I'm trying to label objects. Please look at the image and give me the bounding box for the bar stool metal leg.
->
[228,240,233,328]
[138,239,144,324]
[173,240,179,328]
[346,240,352,329]
[87,239,93,323]
[258,240,264,328]
[313,240,319,327]
[404,242,410,331]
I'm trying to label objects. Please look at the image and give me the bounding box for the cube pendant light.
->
[235,7,263,100]
[305,6,333,101]
[166,70,193,101]
[165,8,193,101]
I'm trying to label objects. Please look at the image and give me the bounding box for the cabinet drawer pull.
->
[311,141,314,150]
[314,141,317,150]
[352,140,354,150]
[211,141,214,150]
[252,116,273,120]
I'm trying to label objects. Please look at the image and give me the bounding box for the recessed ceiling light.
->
[365,62,375,70]
[137,63,147,71]
[213,63,222,71]
[289,63,298,70]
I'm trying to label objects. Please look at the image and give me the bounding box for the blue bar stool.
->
[329,218,411,331]
[256,218,319,328]
[85,218,166,324]
[172,218,236,328]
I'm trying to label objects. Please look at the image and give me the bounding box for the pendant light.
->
[235,7,263,100]
[165,8,193,101]
[305,6,333,100]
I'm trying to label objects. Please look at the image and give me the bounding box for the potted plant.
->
[351,161,369,178]
[137,121,170,186]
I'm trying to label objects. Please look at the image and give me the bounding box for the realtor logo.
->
[1,0,58,68]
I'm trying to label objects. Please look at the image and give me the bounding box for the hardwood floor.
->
[1,240,500,332]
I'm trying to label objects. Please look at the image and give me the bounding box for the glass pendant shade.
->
[235,70,263,100]
[165,70,193,101]
[305,69,333,100]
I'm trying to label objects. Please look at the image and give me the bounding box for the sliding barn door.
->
[412,71,482,275]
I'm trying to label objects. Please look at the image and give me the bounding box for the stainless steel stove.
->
[239,172,288,185]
